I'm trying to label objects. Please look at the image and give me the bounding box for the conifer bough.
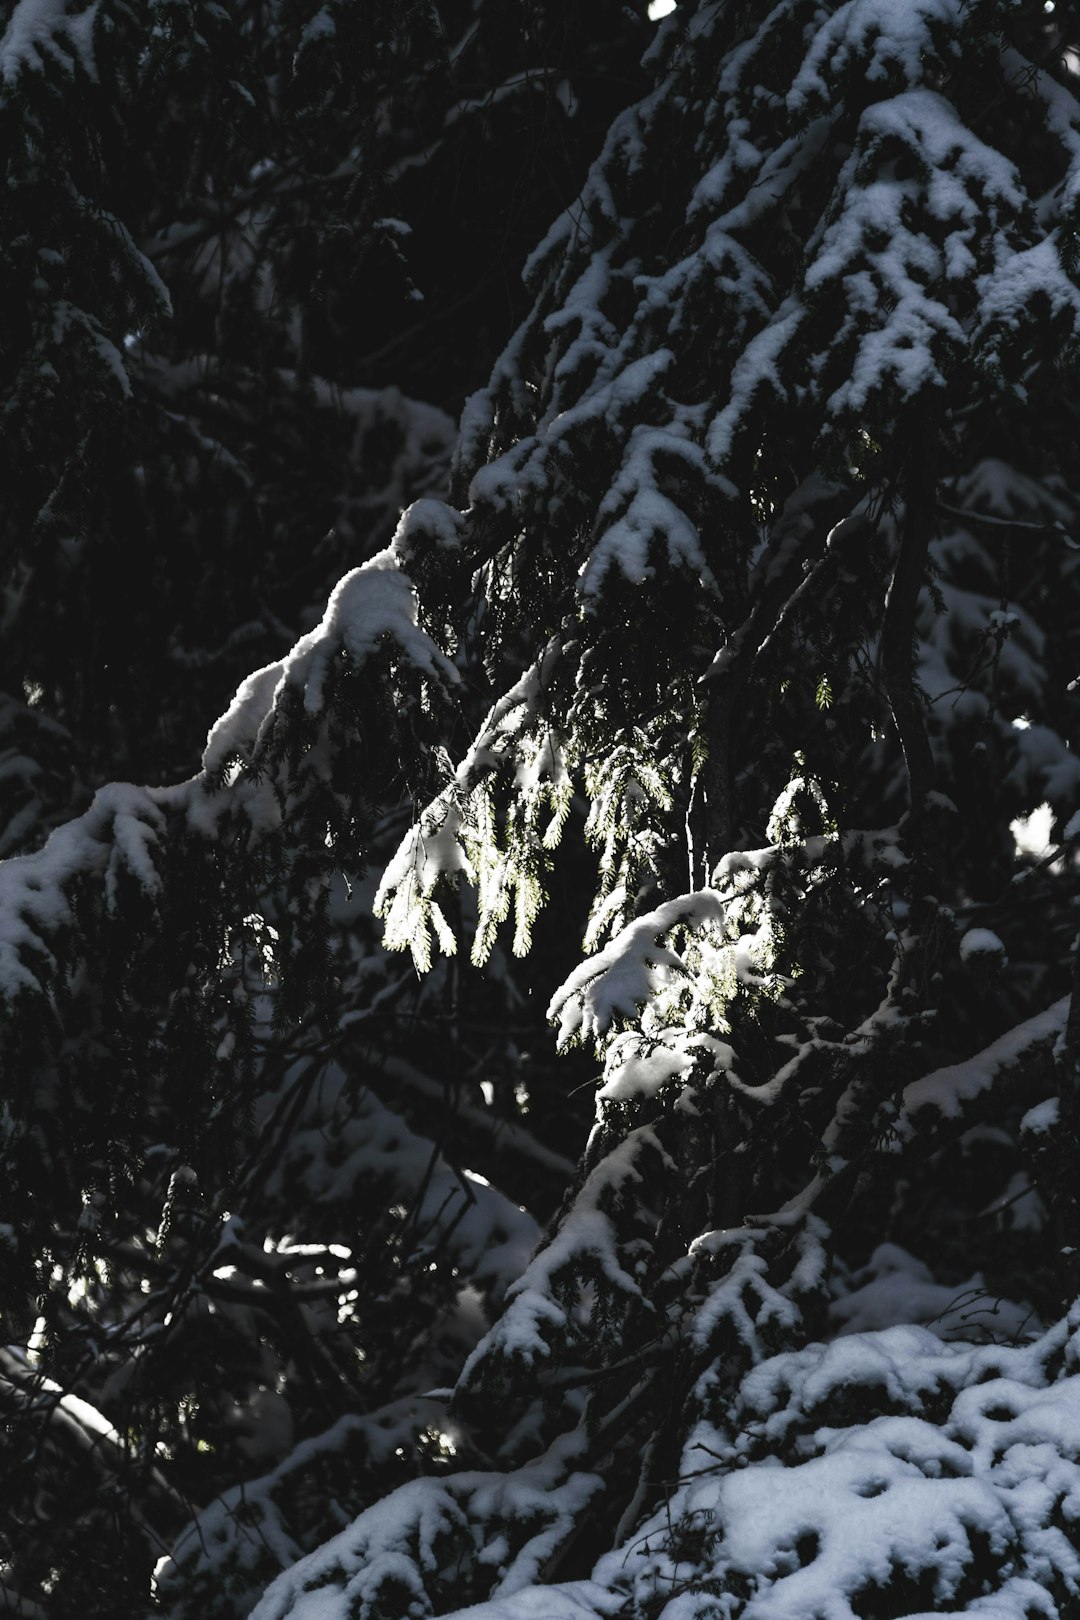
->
[4,1,1080,1618]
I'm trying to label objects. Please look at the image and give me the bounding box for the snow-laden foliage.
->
[386,0,1080,965]
[261,2,1080,1617]
[0,0,642,807]
[0,536,455,993]
[149,1052,541,1620]
[310,1302,1080,1620]
[593,1305,1080,1620]
[246,1436,604,1620]
[4,2,1080,1619]
[0,1,650,1608]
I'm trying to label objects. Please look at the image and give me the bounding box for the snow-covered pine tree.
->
[5,0,1080,1618]
[0,0,644,825]
[0,1,644,1613]
[250,1,1080,1616]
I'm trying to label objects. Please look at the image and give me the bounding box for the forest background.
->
[3,3,1080,1618]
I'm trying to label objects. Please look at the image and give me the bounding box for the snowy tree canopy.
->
[3,2,1080,1619]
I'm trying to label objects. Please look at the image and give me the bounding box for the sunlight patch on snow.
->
[1010,801,1054,858]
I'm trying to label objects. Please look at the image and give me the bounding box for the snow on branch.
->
[0,782,167,997]
[685,1223,821,1366]
[455,1128,660,1396]
[550,827,907,1068]
[264,1060,540,1303]
[787,0,962,110]
[776,991,1070,1229]
[595,1307,1080,1620]
[247,1434,603,1620]
[0,0,96,86]
[202,530,459,782]
[432,1309,1080,1620]
[0,529,461,1002]
[577,419,717,601]
[895,996,1069,1138]
[157,1395,467,1619]
[376,645,571,972]
[549,891,724,1050]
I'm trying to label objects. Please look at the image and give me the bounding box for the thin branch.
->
[882,413,939,810]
